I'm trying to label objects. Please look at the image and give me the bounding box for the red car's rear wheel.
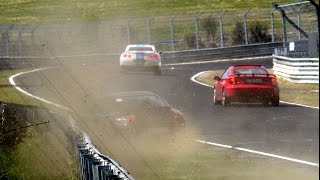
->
[222,90,230,107]
[271,97,280,107]
[213,89,221,105]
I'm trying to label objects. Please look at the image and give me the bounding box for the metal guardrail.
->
[161,42,283,63]
[1,42,282,67]
[272,55,319,83]
[76,133,135,180]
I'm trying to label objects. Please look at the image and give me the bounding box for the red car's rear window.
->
[233,68,268,75]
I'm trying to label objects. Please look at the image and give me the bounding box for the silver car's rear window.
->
[127,47,153,52]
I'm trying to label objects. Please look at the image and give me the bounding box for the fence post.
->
[209,13,214,43]
[219,11,226,48]
[31,27,36,56]
[194,13,202,50]
[147,16,153,44]
[281,14,287,48]
[18,31,23,57]
[127,18,131,44]
[244,9,250,45]
[170,15,176,51]
[5,31,9,57]
[296,6,304,40]
[270,8,275,43]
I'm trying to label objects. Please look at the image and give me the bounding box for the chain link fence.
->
[0,6,318,57]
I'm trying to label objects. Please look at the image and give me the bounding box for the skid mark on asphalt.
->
[190,71,319,167]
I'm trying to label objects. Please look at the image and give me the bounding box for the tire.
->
[221,90,230,107]
[154,66,162,75]
[213,88,220,105]
[271,97,279,107]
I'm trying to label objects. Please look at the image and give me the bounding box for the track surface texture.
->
[14,57,319,178]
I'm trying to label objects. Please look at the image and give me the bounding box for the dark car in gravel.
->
[104,91,185,135]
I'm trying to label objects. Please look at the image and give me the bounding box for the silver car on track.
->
[119,44,162,75]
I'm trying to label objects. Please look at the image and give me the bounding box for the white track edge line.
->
[190,71,319,109]
[195,139,319,167]
[8,68,70,111]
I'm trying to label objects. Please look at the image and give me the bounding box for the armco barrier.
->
[272,55,319,83]
[161,42,283,63]
[0,42,283,67]
[76,133,134,180]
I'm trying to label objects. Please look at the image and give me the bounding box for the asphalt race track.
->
[13,57,319,177]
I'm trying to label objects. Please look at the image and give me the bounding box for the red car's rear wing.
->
[234,74,276,77]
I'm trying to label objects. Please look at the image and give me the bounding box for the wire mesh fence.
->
[0,5,317,57]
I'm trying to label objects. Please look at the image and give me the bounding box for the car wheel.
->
[271,97,279,107]
[221,90,230,107]
[154,66,162,75]
[213,88,220,105]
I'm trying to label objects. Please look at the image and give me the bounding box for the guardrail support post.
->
[170,15,176,51]
[219,11,226,48]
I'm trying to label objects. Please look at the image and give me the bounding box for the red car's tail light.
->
[229,76,237,85]
[271,76,277,86]
[148,53,159,59]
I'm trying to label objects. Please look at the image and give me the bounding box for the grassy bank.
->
[195,70,319,107]
[0,69,77,179]
[0,0,294,24]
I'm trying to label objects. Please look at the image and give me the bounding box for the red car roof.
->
[231,65,264,68]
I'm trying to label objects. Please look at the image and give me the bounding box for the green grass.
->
[0,69,77,179]
[195,70,319,107]
[0,0,294,24]
[1,128,77,179]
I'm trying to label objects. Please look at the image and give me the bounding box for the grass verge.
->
[195,70,319,107]
[0,69,42,106]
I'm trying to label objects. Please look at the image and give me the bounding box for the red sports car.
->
[213,65,280,107]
